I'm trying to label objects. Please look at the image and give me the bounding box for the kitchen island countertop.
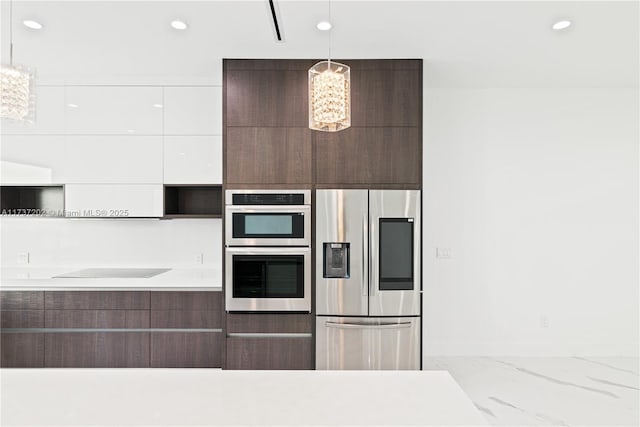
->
[0,267,221,291]
[0,369,488,426]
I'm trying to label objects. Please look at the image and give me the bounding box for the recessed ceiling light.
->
[171,20,188,30]
[67,103,78,108]
[23,20,43,30]
[317,21,332,31]
[552,20,572,30]
[153,103,163,108]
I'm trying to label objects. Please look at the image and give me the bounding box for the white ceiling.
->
[1,1,638,87]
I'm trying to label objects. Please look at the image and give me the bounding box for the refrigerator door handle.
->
[362,215,368,297]
[325,321,412,330]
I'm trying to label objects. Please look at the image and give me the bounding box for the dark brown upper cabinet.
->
[226,127,312,185]
[225,62,313,127]
[350,68,422,127]
[315,127,421,185]
[223,59,422,187]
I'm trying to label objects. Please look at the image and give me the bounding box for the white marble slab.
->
[424,357,640,426]
[0,267,221,290]
[0,369,488,426]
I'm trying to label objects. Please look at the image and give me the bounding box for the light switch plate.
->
[17,252,30,265]
[436,248,452,259]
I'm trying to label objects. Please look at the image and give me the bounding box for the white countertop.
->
[0,369,488,426]
[0,267,221,290]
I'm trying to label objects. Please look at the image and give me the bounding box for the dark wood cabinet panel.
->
[44,291,149,310]
[1,310,44,328]
[150,291,222,311]
[45,310,149,328]
[226,314,313,334]
[0,333,44,367]
[226,70,308,127]
[226,128,312,184]
[44,332,149,367]
[351,69,421,127]
[0,291,44,310]
[225,59,317,71]
[151,311,220,329]
[315,127,421,185]
[226,337,313,370]
[151,332,223,368]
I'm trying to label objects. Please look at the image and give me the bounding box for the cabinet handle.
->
[227,333,311,338]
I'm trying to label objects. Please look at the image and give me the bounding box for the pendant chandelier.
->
[308,1,350,132]
[1,0,36,123]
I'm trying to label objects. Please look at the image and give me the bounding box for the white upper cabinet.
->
[1,87,66,135]
[64,184,163,218]
[64,86,163,135]
[62,136,162,183]
[163,136,222,184]
[0,135,162,184]
[164,87,222,135]
[0,136,67,184]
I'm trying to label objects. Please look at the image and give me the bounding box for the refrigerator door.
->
[369,190,421,317]
[315,316,420,370]
[316,189,369,316]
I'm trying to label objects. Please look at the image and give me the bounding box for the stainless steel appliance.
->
[225,189,312,312]
[315,189,421,370]
[225,246,311,312]
[225,189,311,247]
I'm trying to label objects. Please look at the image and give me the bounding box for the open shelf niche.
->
[163,185,222,218]
[1,185,65,217]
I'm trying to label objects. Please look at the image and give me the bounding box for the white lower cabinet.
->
[64,184,163,218]
[163,136,222,184]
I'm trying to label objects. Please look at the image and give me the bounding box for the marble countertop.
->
[0,369,488,426]
[0,266,222,290]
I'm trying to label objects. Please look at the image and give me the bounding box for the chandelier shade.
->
[0,65,35,122]
[308,60,351,132]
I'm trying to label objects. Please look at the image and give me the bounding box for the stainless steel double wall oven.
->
[225,190,312,312]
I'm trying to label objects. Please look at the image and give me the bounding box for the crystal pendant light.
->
[308,1,350,132]
[309,60,350,132]
[1,0,36,123]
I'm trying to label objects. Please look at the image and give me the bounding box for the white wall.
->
[0,217,221,268]
[422,87,639,357]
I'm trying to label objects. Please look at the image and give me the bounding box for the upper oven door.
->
[225,205,311,246]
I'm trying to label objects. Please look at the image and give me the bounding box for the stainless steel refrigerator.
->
[315,189,421,370]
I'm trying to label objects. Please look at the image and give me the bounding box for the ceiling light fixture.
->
[1,0,36,123]
[552,20,572,30]
[67,103,79,108]
[317,21,332,31]
[23,20,43,30]
[308,1,350,132]
[152,103,163,108]
[171,20,188,30]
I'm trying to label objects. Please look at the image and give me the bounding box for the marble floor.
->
[424,357,639,426]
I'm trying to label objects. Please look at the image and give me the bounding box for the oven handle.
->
[225,247,311,255]
[225,206,311,214]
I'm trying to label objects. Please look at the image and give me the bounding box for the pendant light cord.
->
[328,0,331,67]
[9,0,14,66]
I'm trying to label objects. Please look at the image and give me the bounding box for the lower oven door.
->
[225,247,311,312]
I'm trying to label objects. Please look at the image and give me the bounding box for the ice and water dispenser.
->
[323,243,350,279]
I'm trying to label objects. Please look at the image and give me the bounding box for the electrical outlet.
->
[436,248,452,259]
[196,253,204,264]
[540,315,549,329]
[17,252,30,265]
